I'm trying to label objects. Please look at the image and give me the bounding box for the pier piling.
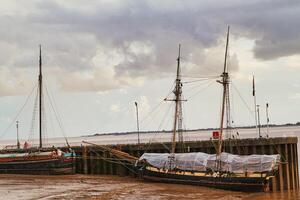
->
[72,137,298,192]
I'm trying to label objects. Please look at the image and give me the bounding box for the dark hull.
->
[140,168,269,192]
[0,157,75,175]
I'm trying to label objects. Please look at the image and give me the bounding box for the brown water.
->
[0,174,298,200]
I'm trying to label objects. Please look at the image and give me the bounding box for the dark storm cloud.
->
[0,0,299,94]
[28,0,300,67]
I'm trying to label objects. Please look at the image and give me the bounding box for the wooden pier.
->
[73,137,298,192]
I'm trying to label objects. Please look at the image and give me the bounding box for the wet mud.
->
[0,174,298,200]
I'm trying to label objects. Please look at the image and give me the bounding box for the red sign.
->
[212,131,219,139]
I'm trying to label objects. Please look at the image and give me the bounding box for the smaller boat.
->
[0,149,75,175]
[0,45,75,175]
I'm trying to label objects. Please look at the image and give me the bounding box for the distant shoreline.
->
[88,122,300,137]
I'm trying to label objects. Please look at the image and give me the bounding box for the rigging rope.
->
[186,80,216,100]
[0,82,38,139]
[44,82,70,147]
[28,86,39,144]
[145,102,174,153]
[181,75,220,79]
[231,82,254,118]
[182,76,219,84]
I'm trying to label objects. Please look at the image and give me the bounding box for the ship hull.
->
[140,167,269,192]
[0,151,76,175]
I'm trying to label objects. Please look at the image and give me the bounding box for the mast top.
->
[38,44,43,149]
[176,44,181,80]
[222,26,230,74]
[39,45,42,76]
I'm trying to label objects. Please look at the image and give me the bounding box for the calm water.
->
[1,125,299,148]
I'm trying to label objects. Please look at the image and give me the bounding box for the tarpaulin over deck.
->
[139,152,280,173]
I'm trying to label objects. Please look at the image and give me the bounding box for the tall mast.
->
[217,26,230,156]
[39,45,43,149]
[170,44,182,155]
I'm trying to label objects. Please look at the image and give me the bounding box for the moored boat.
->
[0,45,75,175]
[136,26,280,192]
[138,152,279,192]
[0,149,75,175]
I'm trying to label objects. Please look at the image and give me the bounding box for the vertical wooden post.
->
[83,146,88,174]
[270,145,278,192]
[278,145,284,191]
[252,144,257,154]
[90,151,94,174]
[103,151,107,174]
[97,152,101,174]
[244,146,249,155]
[261,145,265,154]
[285,144,290,190]
[75,150,82,174]
[294,143,299,189]
[290,144,296,190]
[108,154,113,175]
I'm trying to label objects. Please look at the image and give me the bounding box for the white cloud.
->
[0,67,34,97]
[110,103,121,112]
[289,93,300,100]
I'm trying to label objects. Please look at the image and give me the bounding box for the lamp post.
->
[257,105,261,138]
[135,102,140,146]
[16,121,20,149]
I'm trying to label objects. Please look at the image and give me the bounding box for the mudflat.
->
[0,174,297,200]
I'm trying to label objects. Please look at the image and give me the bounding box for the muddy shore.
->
[0,174,298,200]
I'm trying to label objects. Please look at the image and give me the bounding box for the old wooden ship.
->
[135,27,280,192]
[83,27,280,191]
[0,46,75,175]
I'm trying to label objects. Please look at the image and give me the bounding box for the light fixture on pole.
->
[16,121,20,149]
[135,102,140,146]
[257,105,261,138]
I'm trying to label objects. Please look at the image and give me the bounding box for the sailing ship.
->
[135,27,280,192]
[0,45,75,175]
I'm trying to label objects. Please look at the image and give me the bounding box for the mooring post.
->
[83,145,88,174]
[290,144,296,190]
[278,145,284,191]
[252,144,257,154]
[294,143,299,189]
[97,152,101,174]
[75,148,81,173]
[103,151,107,174]
[90,151,94,174]
[269,144,277,192]
[285,144,291,190]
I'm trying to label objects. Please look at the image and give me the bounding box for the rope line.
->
[0,82,38,139]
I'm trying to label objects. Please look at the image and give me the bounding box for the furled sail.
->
[139,152,280,173]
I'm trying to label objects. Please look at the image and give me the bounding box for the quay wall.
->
[72,137,298,192]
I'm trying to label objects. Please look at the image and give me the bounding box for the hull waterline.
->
[139,167,271,192]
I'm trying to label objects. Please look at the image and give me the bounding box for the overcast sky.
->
[0,0,299,142]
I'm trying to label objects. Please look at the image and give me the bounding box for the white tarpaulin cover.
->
[139,152,280,173]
